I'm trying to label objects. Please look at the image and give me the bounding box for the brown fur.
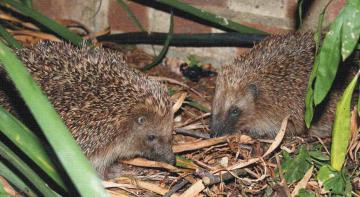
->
[0,42,175,176]
[211,32,352,138]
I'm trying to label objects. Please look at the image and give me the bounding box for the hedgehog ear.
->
[247,83,259,99]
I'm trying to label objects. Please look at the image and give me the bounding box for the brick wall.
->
[33,0,345,67]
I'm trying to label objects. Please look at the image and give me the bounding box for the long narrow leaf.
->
[331,71,359,171]
[0,161,37,197]
[0,141,57,196]
[0,41,108,196]
[0,25,22,49]
[116,0,146,32]
[0,0,86,46]
[143,12,173,70]
[0,106,66,190]
[155,0,267,34]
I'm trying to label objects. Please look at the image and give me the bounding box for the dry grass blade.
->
[173,136,228,153]
[262,115,290,158]
[227,157,261,171]
[291,165,314,197]
[171,91,187,113]
[108,190,131,197]
[103,181,136,189]
[179,179,205,197]
[9,29,61,41]
[0,13,40,30]
[348,106,359,161]
[150,76,203,97]
[122,158,182,173]
[114,177,179,197]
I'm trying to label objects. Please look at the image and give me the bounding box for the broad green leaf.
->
[296,189,315,197]
[340,4,360,60]
[314,22,342,105]
[0,161,37,196]
[0,142,57,196]
[0,107,66,190]
[317,165,352,196]
[156,0,267,34]
[0,25,22,49]
[0,41,107,196]
[281,146,312,184]
[304,1,328,127]
[0,0,86,47]
[331,71,359,171]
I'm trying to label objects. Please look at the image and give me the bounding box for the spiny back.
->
[2,41,172,155]
[219,32,315,88]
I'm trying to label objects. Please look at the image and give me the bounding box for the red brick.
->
[325,0,346,23]
[174,16,211,33]
[240,21,291,34]
[33,0,74,19]
[108,0,148,32]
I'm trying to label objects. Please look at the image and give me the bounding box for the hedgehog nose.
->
[210,120,223,137]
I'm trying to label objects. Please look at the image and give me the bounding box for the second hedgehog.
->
[0,42,175,177]
[210,32,352,138]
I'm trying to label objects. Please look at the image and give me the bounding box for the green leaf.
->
[0,41,107,196]
[317,165,352,196]
[0,141,58,196]
[0,0,86,47]
[331,71,359,171]
[304,0,329,127]
[155,0,267,35]
[143,12,173,70]
[295,188,315,197]
[184,99,210,113]
[313,22,342,105]
[281,146,312,184]
[0,25,22,49]
[340,3,360,60]
[309,151,330,161]
[0,160,37,196]
[0,106,66,190]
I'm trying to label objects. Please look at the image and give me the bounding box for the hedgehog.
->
[0,41,175,177]
[210,32,353,138]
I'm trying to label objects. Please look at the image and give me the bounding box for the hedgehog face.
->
[210,81,259,137]
[129,106,175,165]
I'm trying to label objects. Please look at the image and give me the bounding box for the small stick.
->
[178,180,205,197]
[175,128,210,139]
[196,168,247,186]
[163,179,189,197]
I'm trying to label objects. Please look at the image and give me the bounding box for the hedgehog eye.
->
[147,134,156,142]
[229,106,241,117]
[137,116,146,125]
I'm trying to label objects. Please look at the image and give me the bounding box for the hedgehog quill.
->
[211,32,353,138]
[0,42,175,178]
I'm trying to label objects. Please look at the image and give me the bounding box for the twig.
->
[175,128,210,139]
[178,180,205,197]
[163,179,189,197]
[195,168,247,186]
